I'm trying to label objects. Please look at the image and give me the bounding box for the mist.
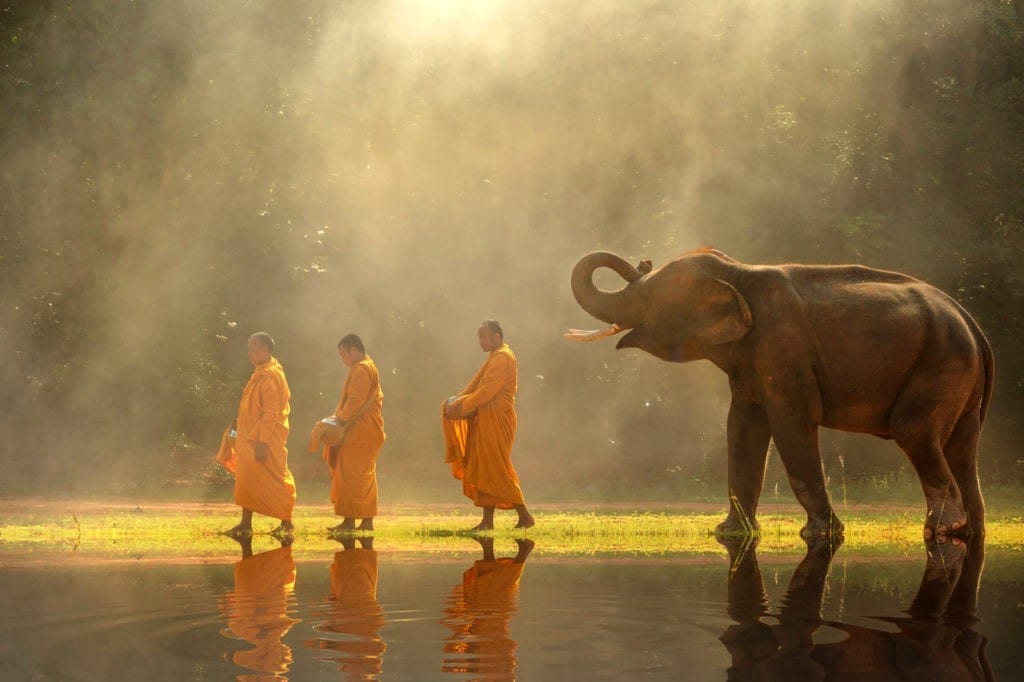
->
[2,0,1021,500]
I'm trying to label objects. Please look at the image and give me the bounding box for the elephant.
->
[567,249,993,539]
[719,535,991,680]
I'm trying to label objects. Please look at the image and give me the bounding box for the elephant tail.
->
[962,305,995,426]
[950,297,994,426]
[978,328,994,426]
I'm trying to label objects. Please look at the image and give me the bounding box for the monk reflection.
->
[220,536,299,680]
[304,536,387,678]
[719,535,993,680]
[442,537,534,677]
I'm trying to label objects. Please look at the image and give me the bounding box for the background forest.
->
[1,1,1022,501]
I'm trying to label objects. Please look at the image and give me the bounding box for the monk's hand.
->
[254,441,269,463]
[445,398,465,419]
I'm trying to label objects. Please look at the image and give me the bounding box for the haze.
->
[2,1,1021,500]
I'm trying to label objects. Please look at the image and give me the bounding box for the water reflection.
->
[441,537,534,678]
[720,535,993,680]
[304,536,387,679]
[220,536,300,680]
[4,530,1023,679]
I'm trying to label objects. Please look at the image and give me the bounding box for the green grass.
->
[2,500,1023,563]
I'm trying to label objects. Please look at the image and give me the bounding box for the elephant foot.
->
[715,514,760,538]
[923,502,969,540]
[716,533,760,557]
[923,524,972,541]
[799,512,844,540]
[803,531,844,556]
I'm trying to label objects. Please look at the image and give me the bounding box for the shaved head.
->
[477,320,505,352]
[480,320,503,338]
[249,332,275,353]
[247,332,275,366]
[338,334,365,352]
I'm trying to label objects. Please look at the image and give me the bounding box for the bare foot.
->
[223,524,253,538]
[357,519,374,531]
[515,512,535,529]
[328,520,356,534]
[469,521,494,532]
[270,521,294,537]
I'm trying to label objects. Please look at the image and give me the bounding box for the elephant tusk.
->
[563,324,623,342]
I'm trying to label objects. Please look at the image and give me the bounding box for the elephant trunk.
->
[570,251,644,326]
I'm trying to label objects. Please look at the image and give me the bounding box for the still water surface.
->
[0,536,1019,680]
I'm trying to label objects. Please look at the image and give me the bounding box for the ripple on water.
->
[0,548,1019,680]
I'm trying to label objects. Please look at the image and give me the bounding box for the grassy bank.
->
[1,500,1021,563]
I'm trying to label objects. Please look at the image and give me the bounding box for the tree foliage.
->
[1,1,1022,497]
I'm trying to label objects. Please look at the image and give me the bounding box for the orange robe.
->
[442,557,525,676]
[327,357,385,518]
[221,545,298,678]
[441,344,526,508]
[304,548,387,677]
[218,357,296,521]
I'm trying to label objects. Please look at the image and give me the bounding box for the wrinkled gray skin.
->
[571,250,993,539]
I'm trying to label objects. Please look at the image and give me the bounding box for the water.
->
[0,537,1018,680]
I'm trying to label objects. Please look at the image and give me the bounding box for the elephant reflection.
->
[304,536,387,679]
[719,536,992,680]
[220,536,299,680]
[441,537,534,677]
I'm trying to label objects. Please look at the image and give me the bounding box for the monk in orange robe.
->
[442,537,534,676]
[442,320,534,531]
[319,334,385,533]
[304,536,387,678]
[218,332,296,537]
[221,537,298,678]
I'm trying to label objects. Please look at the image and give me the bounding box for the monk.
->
[218,332,296,538]
[442,320,535,531]
[320,334,385,533]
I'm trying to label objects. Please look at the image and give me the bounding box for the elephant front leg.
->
[771,417,844,539]
[716,397,772,537]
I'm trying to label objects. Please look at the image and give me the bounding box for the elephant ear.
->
[689,278,753,346]
[617,277,753,361]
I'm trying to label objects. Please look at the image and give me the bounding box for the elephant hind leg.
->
[891,427,966,537]
[890,398,966,538]
[943,410,985,536]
